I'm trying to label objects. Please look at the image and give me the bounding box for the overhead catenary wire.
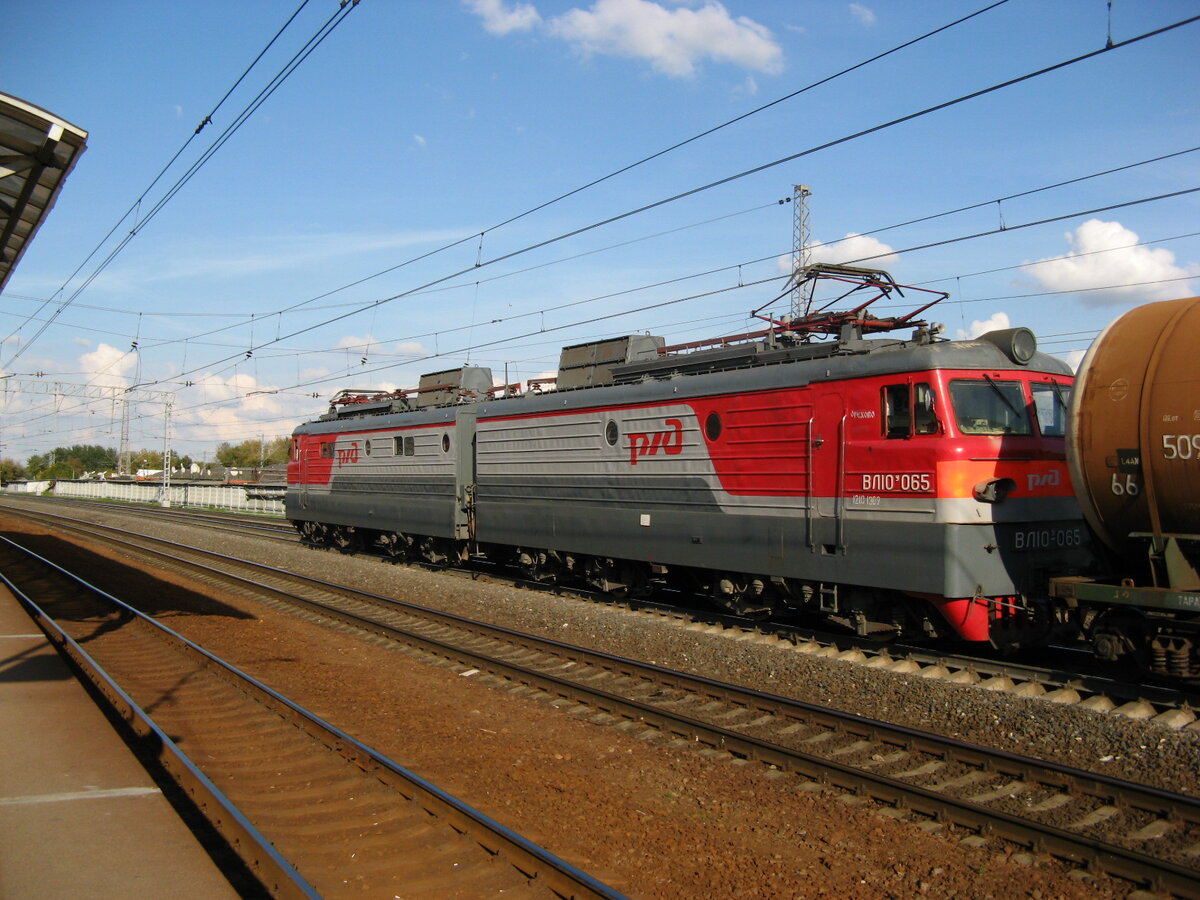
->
[0,0,361,371]
[2,176,1194,447]
[97,13,1200,399]
[0,0,1013,383]
[5,11,1199,458]
[267,0,1020,322]
[8,138,1195,339]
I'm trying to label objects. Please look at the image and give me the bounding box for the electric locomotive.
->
[287,265,1088,645]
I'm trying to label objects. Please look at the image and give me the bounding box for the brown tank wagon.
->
[1053,296,1200,678]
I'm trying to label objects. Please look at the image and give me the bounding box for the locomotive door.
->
[454,408,478,540]
[295,437,309,509]
[813,393,846,550]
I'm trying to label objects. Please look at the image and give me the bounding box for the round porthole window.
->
[605,420,619,447]
[364,440,372,455]
[705,412,723,441]
[442,433,451,453]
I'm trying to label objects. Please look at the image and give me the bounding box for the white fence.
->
[25,479,287,516]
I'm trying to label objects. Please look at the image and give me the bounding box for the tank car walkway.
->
[0,585,240,900]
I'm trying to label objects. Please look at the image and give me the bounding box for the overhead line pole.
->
[0,379,175,504]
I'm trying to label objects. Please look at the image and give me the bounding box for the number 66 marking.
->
[1110,473,1140,496]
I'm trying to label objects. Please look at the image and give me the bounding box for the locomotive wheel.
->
[381,532,411,561]
[711,572,773,617]
[301,521,331,546]
[419,537,452,567]
[330,525,363,554]
[581,557,623,593]
[1090,609,1153,671]
[517,548,559,584]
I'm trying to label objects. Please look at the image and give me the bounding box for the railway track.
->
[0,534,626,900]
[9,494,1199,729]
[33,494,296,540]
[4,501,1200,895]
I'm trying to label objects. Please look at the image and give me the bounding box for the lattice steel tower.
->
[789,184,812,319]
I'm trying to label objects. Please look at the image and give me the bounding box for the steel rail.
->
[0,563,323,900]
[6,506,1200,895]
[8,493,1194,717]
[0,534,627,900]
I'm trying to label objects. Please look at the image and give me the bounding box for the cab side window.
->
[883,382,939,438]
[883,385,911,438]
[914,382,939,434]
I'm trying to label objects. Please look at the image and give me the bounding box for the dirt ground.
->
[4,513,1132,899]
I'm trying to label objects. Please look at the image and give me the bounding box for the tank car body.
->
[1051,296,1200,678]
[288,268,1088,645]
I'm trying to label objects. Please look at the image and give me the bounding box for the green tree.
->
[41,462,76,480]
[130,450,164,471]
[25,445,118,478]
[0,458,28,482]
[216,437,289,468]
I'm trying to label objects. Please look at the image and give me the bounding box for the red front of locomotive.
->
[833,360,1080,642]
[677,341,1082,643]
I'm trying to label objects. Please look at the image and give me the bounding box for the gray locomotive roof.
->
[297,331,1071,435]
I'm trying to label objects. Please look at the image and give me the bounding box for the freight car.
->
[1050,296,1200,679]
[287,265,1091,645]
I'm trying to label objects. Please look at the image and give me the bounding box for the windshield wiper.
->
[981,373,1023,417]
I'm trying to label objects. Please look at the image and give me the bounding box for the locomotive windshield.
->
[1031,381,1070,437]
[949,378,1033,435]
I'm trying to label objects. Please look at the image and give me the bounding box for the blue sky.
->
[2,0,1198,463]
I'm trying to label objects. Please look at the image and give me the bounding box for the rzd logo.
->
[628,419,683,465]
[336,442,361,466]
[1026,468,1060,493]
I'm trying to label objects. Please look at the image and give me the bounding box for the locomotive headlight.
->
[980,327,1037,365]
[973,477,1016,503]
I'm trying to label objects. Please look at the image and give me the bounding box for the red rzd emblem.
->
[336,442,360,466]
[628,418,683,465]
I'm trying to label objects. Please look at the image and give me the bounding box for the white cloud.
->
[336,334,377,352]
[466,0,542,34]
[806,233,898,267]
[335,335,428,359]
[412,134,427,148]
[178,372,304,445]
[849,3,876,26]
[1057,349,1087,372]
[79,343,136,386]
[469,0,784,78]
[1023,219,1198,307]
[955,311,1010,341]
[392,341,428,357]
[733,75,759,97]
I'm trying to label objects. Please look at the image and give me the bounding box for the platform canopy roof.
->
[0,92,88,294]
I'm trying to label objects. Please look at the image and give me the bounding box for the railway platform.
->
[0,584,241,900]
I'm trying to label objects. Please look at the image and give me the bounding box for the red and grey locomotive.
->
[287,265,1090,645]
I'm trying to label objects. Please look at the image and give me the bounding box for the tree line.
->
[0,436,291,482]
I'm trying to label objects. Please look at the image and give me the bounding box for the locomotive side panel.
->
[288,422,458,538]
[473,395,819,574]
